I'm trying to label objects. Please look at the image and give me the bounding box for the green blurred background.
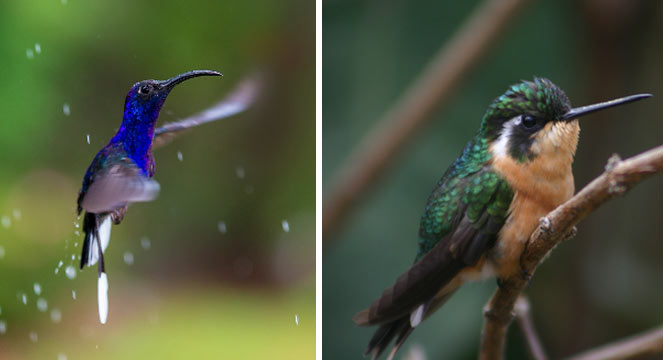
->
[0,0,314,359]
[324,0,661,359]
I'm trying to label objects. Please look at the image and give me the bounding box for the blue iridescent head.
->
[121,70,223,129]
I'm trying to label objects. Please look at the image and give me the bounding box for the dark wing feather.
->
[355,168,513,327]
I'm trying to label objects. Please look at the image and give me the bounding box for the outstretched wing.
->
[355,165,513,326]
[78,149,160,214]
[152,74,260,149]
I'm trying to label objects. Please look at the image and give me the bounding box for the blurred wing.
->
[80,162,160,213]
[153,74,260,149]
[355,169,513,326]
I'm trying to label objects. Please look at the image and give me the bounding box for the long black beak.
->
[561,93,652,121]
[159,70,223,90]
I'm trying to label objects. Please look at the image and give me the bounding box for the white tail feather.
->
[87,217,112,266]
[409,304,425,327]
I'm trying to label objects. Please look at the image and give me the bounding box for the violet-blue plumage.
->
[75,70,222,325]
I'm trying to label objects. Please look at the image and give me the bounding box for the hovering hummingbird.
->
[353,78,651,359]
[77,70,258,324]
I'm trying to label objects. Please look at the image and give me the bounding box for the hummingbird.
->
[353,77,651,359]
[77,70,222,324]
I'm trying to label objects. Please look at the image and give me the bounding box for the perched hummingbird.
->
[353,78,651,359]
[77,70,222,324]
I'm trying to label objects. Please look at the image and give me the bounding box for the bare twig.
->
[514,296,548,360]
[565,325,663,360]
[323,0,532,243]
[479,144,663,360]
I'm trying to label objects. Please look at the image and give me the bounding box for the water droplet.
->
[177,151,183,161]
[0,320,6,334]
[33,283,42,295]
[37,298,48,312]
[235,166,245,179]
[86,134,90,144]
[281,220,290,233]
[140,237,151,250]
[63,103,70,116]
[20,293,27,305]
[26,48,34,59]
[12,209,21,220]
[217,221,227,234]
[74,221,80,228]
[71,254,75,260]
[55,260,64,274]
[34,43,41,54]
[0,246,5,259]
[295,314,299,326]
[123,251,134,265]
[29,331,38,342]
[1,216,11,228]
[64,265,76,279]
[51,308,62,323]
[57,353,68,360]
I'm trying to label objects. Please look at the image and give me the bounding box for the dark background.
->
[0,0,314,359]
[324,0,662,359]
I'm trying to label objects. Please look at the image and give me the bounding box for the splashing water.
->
[86,134,90,144]
[26,48,34,59]
[140,237,151,250]
[0,320,6,334]
[217,221,227,234]
[33,283,42,295]
[54,260,64,274]
[235,166,245,179]
[281,220,290,233]
[1,216,11,228]
[63,103,70,116]
[50,309,62,323]
[177,151,183,161]
[20,293,27,305]
[123,251,134,265]
[98,273,109,324]
[72,290,76,300]
[34,43,41,54]
[37,298,48,312]
[57,353,67,360]
[295,314,299,326]
[64,266,76,279]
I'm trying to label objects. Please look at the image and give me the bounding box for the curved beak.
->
[159,70,223,91]
[561,93,652,121]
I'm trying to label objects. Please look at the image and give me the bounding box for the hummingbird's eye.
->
[521,115,538,129]
[138,85,151,95]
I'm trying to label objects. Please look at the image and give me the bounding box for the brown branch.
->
[322,0,532,243]
[514,295,548,360]
[565,325,663,360]
[479,144,663,360]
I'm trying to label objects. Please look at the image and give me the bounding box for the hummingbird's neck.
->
[111,105,160,173]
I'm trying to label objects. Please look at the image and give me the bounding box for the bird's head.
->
[123,70,222,124]
[480,77,650,163]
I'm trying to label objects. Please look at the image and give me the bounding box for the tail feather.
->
[365,317,412,360]
[80,213,111,269]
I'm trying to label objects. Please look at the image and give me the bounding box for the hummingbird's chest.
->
[487,121,579,277]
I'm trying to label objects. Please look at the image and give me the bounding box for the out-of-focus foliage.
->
[324,0,662,359]
[0,0,314,359]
